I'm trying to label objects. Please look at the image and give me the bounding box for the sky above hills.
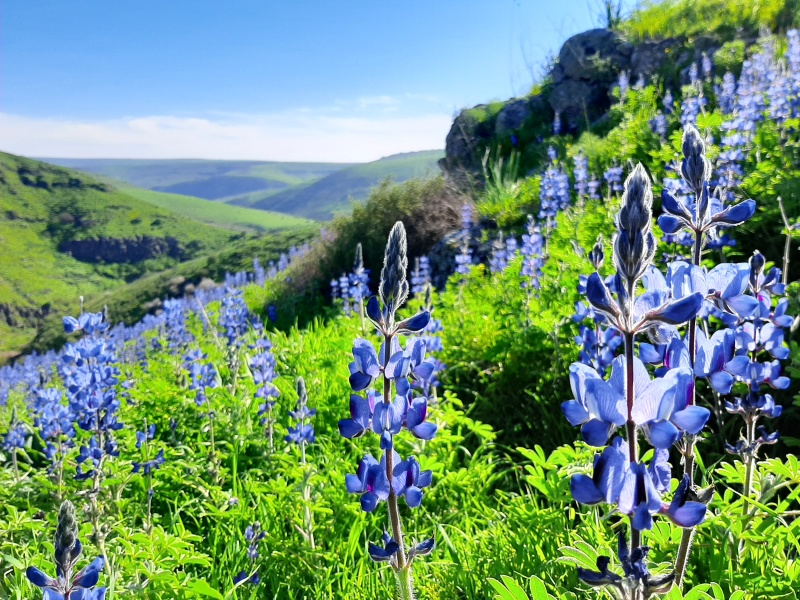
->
[1,0,637,162]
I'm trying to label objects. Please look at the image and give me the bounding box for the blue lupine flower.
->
[3,420,29,451]
[132,448,165,476]
[345,454,392,512]
[341,222,436,580]
[521,216,545,291]
[630,366,710,449]
[562,359,628,447]
[570,436,627,505]
[369,531,400,563]
[286,377,316,446]
[617,461,664,531]
[395,455,433,508]
[234,523,265,586]
[649,111,667,139]
[339,391,379,439]
[410,256,431,296]
[662,475,707,528]
[489,233,508,273]
[603,165,624,194]
[663,90,674,114]
[219,288,250,347]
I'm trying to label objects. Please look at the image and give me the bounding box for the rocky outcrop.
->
[59,236,183,264]
[440,95,550,189]
[440,27,723,188]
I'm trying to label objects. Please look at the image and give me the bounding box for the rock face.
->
[439,95,550,190]
[440,27,719,188]
[59,236,183,263]
[550,29,633,130]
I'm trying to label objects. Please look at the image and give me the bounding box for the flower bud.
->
[681,124,711,194]
[379,222,410,322]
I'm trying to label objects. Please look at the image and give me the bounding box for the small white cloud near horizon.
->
[0,110,451,162]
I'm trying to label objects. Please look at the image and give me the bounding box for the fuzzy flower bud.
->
[681,125,711,195]
[589,235,605,271]
[613,163,656,287]
[379,222,410,322]
[54,500,79,569]
[296,376,308,406]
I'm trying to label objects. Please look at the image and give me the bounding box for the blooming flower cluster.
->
[286,376,316,447]
[184,349,219,409]
[219,288,250,348]
[410,256,431,296]
[249,334,280,451]
[521,215,545,292]
[339,222,436,595]
[563,124,784,594]
[233,522,265,586]
[58,313,122,483]
[538,149,571,227]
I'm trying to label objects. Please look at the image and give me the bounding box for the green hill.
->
[0,152,313,357]
[40,158,352,201]
[120,186,314,233]
[229,150,444,220]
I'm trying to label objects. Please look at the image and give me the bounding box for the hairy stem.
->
[394,568,416,600]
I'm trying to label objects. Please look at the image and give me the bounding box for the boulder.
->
[558,29,632,83]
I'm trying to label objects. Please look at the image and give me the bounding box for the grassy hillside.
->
[121,187,314,233]
[0,152,313,357]
[231,150,444,220]
[41,158,352,201]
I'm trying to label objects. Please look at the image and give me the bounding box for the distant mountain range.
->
[43,150,444,221]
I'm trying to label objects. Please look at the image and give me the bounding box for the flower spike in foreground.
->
[26,500,107,600]
[339,221,437,600]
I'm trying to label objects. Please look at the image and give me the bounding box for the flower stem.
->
[623,331,640,551]
[383,332,411,584]
[674,225,704,587]
[394,568,416,600]
[742,417,756,514]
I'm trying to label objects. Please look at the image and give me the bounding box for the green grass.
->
[121,187,316,232]
[233,150,444,220]
[621,0,800,41]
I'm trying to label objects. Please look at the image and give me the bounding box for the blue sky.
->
[1,0,637,161]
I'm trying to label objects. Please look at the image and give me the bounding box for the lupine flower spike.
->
[565,161,707,598]
[287,376,317,548]
[340,222,436,600]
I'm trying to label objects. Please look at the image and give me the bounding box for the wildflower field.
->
[6,13,800,600]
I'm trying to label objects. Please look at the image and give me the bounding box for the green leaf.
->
[528,575,550,600]
[487,576,530,600]
[187,579,223,599]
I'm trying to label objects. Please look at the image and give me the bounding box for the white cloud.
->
[0,110,451,162]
